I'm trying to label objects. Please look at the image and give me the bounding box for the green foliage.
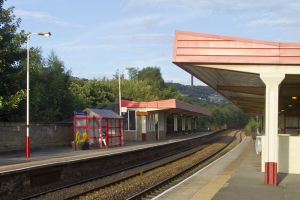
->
[3,90,26,111]
[244,117,258,136]
[30,52,75,122]
[0,0,26,119]
[168,83,227,103]
[127,67,139,79]
[193,101,249,129]
[107,78,158,101]
[15,50,75,122]
[124,67,186,101]
[137,67,164,88]
[69,79,114,108]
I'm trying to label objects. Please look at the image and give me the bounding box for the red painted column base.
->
[265,162,277,185]
[26,136,30,158]
[142,133,146,141]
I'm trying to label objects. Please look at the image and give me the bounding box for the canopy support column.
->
[260,73,285,186]
[182,117,185,131]
[188,117,192,131]
[174,115,178,133]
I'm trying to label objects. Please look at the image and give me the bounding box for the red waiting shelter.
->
[73,108,123,149]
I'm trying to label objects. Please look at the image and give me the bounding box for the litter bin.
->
[255,136,262,155]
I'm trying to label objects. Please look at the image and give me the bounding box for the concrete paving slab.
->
[155,136,300,200]
[155,135,249,200]
[213,139,300,200]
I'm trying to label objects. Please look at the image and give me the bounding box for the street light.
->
[26,32,51,158]
[118,67,133,115]
[118,69,122,116]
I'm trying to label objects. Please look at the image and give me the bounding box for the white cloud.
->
[123,0,295,16]
[102,33,172,43]
[247,18,300,28]
[106,15,169,31]
[14,9,83,28]
[45,43,121,51]
[15,9,56,20]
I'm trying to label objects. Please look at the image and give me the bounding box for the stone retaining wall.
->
[0,122,73,152]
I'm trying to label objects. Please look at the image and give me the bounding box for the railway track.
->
[132,130,242,200]
[81,130,241,200]
[17,130,240,200]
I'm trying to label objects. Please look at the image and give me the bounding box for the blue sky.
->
[5,0,300,85]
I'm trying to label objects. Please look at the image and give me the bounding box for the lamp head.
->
[38,32,51,37]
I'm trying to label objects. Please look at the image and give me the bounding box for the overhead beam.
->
[229,96,265,104]
[217,85,265,96]
[197,64,300,75]
[235,101,264,108]
[239,106,264,114]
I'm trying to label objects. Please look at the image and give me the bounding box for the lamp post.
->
[26,32,51,158]
[118,69,122,116]
[118,67,133,115]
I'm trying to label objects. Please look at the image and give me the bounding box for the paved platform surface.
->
[0,132,211,173]
[155,136,300,200]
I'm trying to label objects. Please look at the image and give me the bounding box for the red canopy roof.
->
[173,30,300,65]
[121,99,211,116]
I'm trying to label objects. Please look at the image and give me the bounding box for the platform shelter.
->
[121,99,210,141]
[173,30,300,185]
[73,109,123,149]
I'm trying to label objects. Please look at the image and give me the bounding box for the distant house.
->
[208,94,227,104]
[121,99,211,141]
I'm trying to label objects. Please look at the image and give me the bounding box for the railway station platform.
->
[155,136,300,200]
[0,131,211,174]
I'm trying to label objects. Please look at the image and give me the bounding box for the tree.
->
[107,78,159,101]
[69,77,88,109]
[137,67,165,88]
[70,79,114,109]
[28,52,75,122]
[127,67,139,79]
[0,0,26,121]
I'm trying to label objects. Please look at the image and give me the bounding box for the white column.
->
[260,73,285,185]
[182,117,185,131]
[174,115,178,132]
[141,116,146,133]
[188,117,192,130]
[156,113,160,140]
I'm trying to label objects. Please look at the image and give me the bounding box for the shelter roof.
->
[121,99,211,116]
[83,108,122,118]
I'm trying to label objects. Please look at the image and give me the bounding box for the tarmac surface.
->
[155,137,300,200]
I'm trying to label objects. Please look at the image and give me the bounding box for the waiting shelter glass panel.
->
[73,115,123,149]
[285,116,300,135]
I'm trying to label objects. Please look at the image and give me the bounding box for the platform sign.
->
[121,107,127,113]
[74,111,87,116]
[136,111,149,116]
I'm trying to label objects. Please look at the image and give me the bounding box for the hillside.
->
[167,83,228,104]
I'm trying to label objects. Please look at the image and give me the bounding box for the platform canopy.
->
[121,99,211,116]
[173,30,300,115]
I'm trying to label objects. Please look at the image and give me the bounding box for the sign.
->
[74,111,87,116]
[121,107,127,113]
[136,111,149,116]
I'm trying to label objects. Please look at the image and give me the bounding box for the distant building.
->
[121,99,211,141]
[208,94,227,104]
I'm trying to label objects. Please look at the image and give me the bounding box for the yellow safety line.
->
[191,138,250,200]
